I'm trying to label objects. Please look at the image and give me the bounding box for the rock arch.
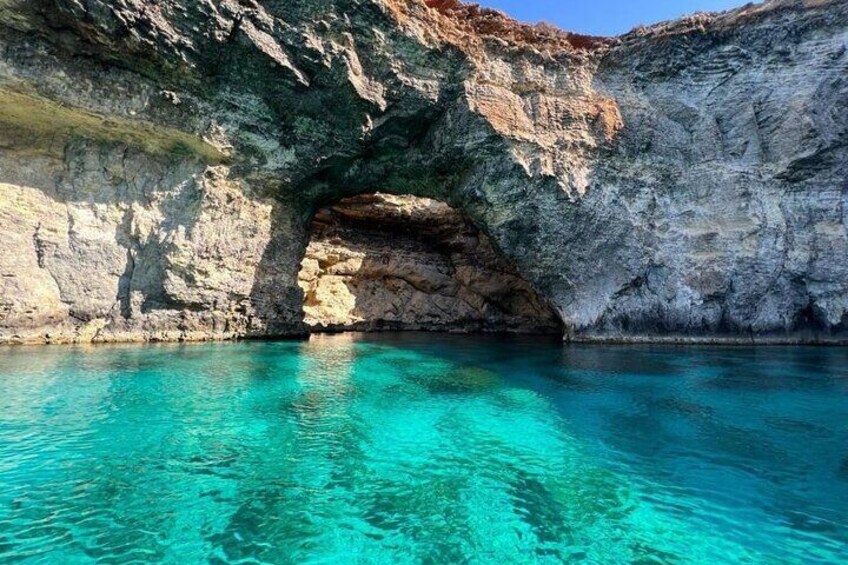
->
[297,193,562,334]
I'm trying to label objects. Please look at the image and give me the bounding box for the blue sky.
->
[478,0,751,36]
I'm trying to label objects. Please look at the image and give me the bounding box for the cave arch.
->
[296,193,563,334]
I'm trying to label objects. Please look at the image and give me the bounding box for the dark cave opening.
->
[297,193,563,335]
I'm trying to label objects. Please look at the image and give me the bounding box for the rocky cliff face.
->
[299,193,561,333]
[0,0,845,344]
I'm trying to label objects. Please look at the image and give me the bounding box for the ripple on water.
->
[0,338,847,564]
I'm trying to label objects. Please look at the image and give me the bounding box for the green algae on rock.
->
[0,86,225,162]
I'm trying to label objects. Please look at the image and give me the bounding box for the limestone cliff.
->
[0,0,845,344]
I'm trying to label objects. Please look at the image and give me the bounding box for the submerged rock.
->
[0,0,846,343]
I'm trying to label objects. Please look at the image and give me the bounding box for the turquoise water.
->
[0,334,847,564]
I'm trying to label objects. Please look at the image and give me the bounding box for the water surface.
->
[1,334,847,563]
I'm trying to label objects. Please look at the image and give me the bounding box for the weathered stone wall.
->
[0,0,846,344]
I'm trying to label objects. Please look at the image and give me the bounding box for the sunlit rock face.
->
[299,194,562,333]
[0,0,846,344]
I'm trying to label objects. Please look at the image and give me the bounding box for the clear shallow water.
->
[0,334,847,564]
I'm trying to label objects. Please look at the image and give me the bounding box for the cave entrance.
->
[297,193,562,334]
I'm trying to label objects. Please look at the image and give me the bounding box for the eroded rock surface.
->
[0,0,846,343]
[299,194,561,333]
